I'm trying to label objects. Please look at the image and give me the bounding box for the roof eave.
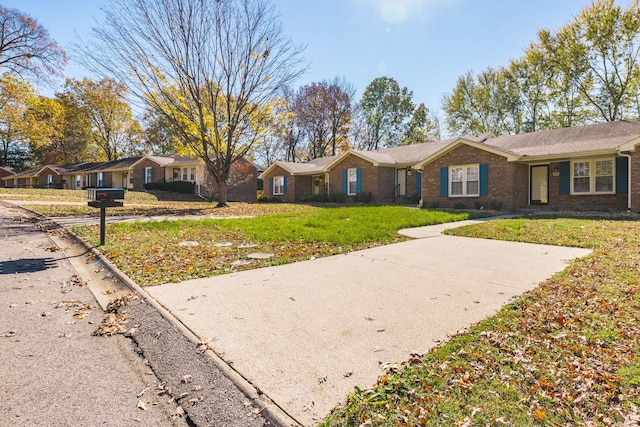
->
[618,135,640,152]
[414,138,519,169]
[516,149,620,162]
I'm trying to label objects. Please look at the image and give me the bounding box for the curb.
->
[3,201,303,427]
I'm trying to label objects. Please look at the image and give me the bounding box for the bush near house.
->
[143,181,195,194]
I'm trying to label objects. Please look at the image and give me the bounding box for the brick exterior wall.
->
[422,144,632,212]
[0,168,12,184]
[261,165,295,203]
[328,155,396,203]
[630,152,640,213]
[132,159,163,191]
[545,161,628,212]
[421,145,528,211]
[202,158,258,203]
[38,167,64,188]
[263,156,420,204]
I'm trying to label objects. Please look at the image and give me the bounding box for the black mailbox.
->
[88,188,125,201]
[87,188,125,245]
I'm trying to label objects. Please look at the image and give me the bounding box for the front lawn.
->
[72,206,474,286]
[0,187,311,217]
[321,218,640,426]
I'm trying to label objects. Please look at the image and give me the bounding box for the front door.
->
[396,168,407,196]
[530,165,549,205]
[312,175,324,195]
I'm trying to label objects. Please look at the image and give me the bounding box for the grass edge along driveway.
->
[321,217,640,426]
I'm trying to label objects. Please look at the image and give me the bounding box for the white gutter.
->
[619,152,632,211]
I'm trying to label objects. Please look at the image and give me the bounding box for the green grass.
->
[219,206,471,245]
[72,206,474,285]
[321,218,640,426]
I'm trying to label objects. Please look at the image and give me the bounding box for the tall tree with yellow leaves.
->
[79,0,305,207]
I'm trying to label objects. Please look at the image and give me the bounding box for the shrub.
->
[329,193,346,203]
[431,200,440,209]
[257,195,283,203]
[454,202,466,210]
[490,200,503,211]
[353,192,373,203]
[144,181,195,194]
[300,193,330,203]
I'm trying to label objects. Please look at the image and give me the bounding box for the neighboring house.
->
[201,157,259,203]
[0,154,259,203]
[0,166,14,187]
[260,135,490,204]
[260,119,640,213]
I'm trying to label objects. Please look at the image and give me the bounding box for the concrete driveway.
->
[146,219,591,426]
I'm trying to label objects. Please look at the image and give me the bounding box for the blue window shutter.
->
[440,167,448,197]
[269,177,273,195]
[416,171,422,193]
[342,169,347,194]
[150,168,155,183]
[356,168,362,193]
[616,156,628,193]
[559,161,570,195]
[479,164,489,196]
[283,176,287,194]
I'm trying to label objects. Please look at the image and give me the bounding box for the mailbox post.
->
[87,188,125,246]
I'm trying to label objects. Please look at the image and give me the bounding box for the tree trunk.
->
[215,177,228,208]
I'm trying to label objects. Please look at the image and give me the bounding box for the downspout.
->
[619,152,632,212]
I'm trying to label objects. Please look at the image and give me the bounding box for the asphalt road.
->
[0,203,274,427]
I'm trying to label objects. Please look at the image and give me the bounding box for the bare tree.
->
[0,6,67,82]
[78,0,305,206]
[294,79,354,159]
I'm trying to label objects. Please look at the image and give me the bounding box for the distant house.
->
[260,119,640,213]
[0,166,14,187]
[1,154,258,203]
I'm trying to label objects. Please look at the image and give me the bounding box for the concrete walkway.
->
[146,219,592,426]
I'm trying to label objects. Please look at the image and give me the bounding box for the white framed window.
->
[273,176,284,195]
[76,175,82,188]
[144,167,153,184]
[97,172,105,187]
[182,168,188,181]
[190,168,196,182]
[571,158,614,194]
[450,164,479,197]
[348,168,358,195]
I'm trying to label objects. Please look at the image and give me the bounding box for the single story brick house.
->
[260,119,640,213]
[260,135,490,203]
[417,119,640,212]
[2,155,258,203]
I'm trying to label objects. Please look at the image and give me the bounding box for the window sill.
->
[569,191,615,196]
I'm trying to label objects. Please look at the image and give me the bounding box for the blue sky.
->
[3,0,632,113]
